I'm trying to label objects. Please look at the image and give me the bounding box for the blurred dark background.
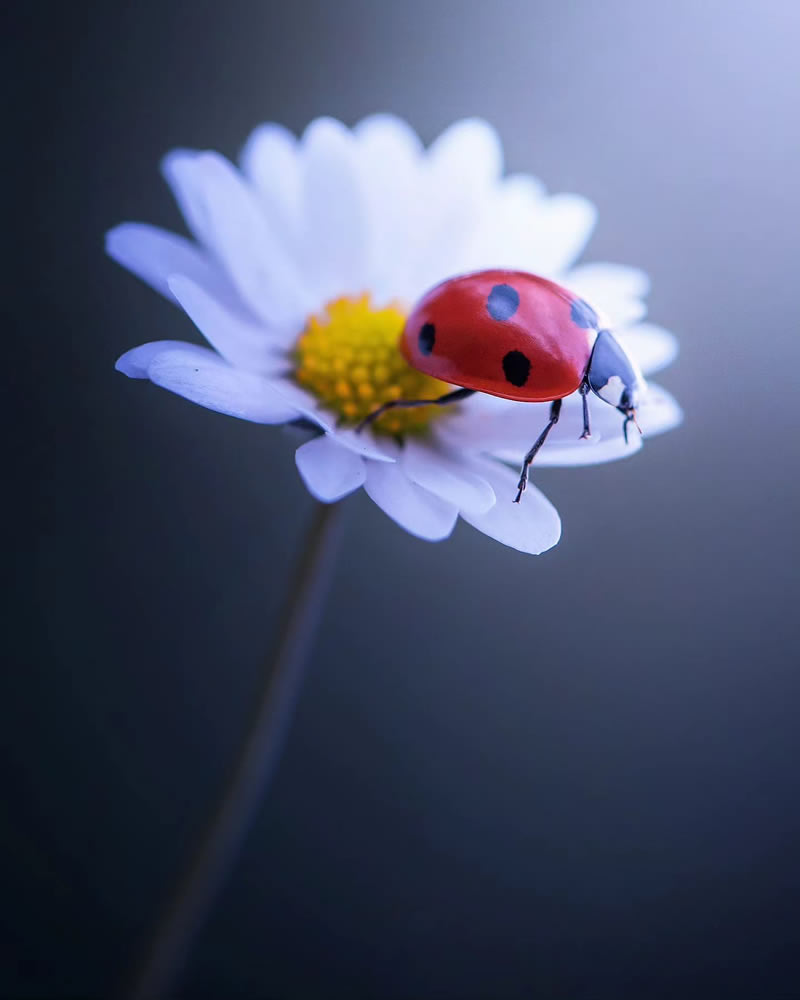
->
[7,0,800,997]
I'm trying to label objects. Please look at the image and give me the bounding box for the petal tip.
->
[115,347,148,379]
[301,115,352,147]
[104,222,143,264]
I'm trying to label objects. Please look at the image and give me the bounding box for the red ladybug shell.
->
[400,269,597,403]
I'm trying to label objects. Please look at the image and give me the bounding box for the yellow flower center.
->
[294,295,451,436]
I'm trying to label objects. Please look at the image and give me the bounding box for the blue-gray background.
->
[9,1,800,997]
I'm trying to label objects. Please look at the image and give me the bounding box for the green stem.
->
[122,501,345,1000]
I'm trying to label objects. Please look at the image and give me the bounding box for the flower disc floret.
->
[294,295,451,435]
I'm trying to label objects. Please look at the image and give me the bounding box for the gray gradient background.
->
[8,0,800,997]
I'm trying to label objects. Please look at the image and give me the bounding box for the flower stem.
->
[122,501,345,1000]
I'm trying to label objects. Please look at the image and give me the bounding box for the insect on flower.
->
[359,269,646,502]
[108,114,682,554]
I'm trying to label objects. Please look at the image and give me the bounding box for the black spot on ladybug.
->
[502,350,531,387]
[571,298,599,329]
[418,322,436,355]
[487,283,520,321]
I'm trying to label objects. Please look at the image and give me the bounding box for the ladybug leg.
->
[356,387,475,431]
[579,380,592,440]
[514,398,563,504]
[621,408,642,444]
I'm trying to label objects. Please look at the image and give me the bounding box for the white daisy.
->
[108,114,681,555]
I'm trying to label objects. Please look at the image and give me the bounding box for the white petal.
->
[161,148,217,249]
[118,342,300,423]
[401,439,495,514]
[355,112,423,151]
[427,118,503,190]
[353,114,424,302]
[116,340,200,379]
[458,174,547,273]
[295,434,366,502]
[616,323,679,376]
[459,383,680,468]
[461,460,561,555]
[437,392,642,467]
[162,150,309,326]
[167,275,291,374]
[267,380,396,463]
[364,461,458,541]
[637,382,683,437]
[239,123,302,248]
[325,425,398,463]
[409,118,504,291]
[498,383,682,463]
[106,223,240,308]
[533,393,642,464]
[435,396,556,450]
[300,118,368,303]
[525,193,597,276]
[160,149,215,248]
[564,262,650,328]
[493,430,643,467]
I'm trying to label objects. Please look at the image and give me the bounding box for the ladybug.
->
[360,269,645,503]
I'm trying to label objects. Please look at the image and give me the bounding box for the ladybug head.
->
[586,329,646,441]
